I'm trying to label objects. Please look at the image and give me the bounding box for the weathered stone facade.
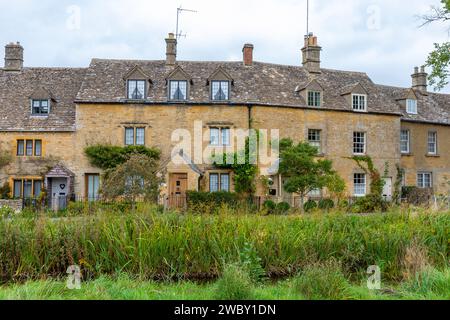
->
[1,34,449,204]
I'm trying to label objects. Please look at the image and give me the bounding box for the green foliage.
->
[0,206,15,218]
[0,182,11,199]
[401,267,450,297]
[350,195,388,213]
[187,191,239,209]
[263,200,276,213]
[279,139,339,211]
[100,154,161,204]
[393,165,404,204]
[214,264,254,300]
[293,262,351,300]
[85,145,160,170]
[304,200,318,212]
[325,173,346,201]
[427,42,450,91]
[318,199,335,210]
[239,242,267,283]
[0,150,11,170]
[275,202,291,215]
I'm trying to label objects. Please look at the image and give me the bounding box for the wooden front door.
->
[169,173,188,208]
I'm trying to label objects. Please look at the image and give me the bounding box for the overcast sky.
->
[1,0,449,92]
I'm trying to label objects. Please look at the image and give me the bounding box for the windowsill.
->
[352,110,368,113]
[353,153,366,156]
[30,115,49,118]
[16,156,42,158]
[426,154,440,158]
[316,153,326,158]
[401,153,413,157]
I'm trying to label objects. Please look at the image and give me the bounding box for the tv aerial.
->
[176,6,198,40]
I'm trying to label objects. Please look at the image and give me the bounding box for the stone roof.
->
[376,84,450,126]
[0,67,86,131]
[76,59,402,115]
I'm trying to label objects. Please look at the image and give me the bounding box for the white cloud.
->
[0,0,448,92]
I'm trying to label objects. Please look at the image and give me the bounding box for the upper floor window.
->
[352,94,367,112]
[31,100,49,115]
[400,130,410,154]
[406,99,418,114]
[353,132,366,155]
[427,131,437,155]
[210,127,231,146]
[127,80,146,100]
[125,127,145,146]
[417,172,432,188]
[211,81,230,101]
[169,80,188,101]
[308,129,322,153]
[17,139,42,157]
[307,91,321,107]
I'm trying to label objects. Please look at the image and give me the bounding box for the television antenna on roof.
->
[306,0,310,37]
[176,6,197,40]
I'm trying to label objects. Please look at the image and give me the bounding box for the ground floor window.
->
[209,173,230,192]
[13,178,42,199]
[86,174,100,201]
[417,172,432,188]
[353,173,366,197]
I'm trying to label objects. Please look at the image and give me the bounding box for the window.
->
[307,91,321,107]
[427,131,437,155]
[354,173,366,197]
[136,128,145,146]
[308,129,321,153]
[352,94,367,112]
[308,188,322,197]
[125,128,135,146]
[209,173,230,192]
[13,179,42,198]
[17,140,24,156]
[169,80,188,101]
[400,130,410,154]
[211,81,230,101]
[353,132,366,155]
[17,139,42,157]
[127,80,146,100]
[210,128,231,146]
[406,99,418,114]
[34,140,42,156]
[86,174,100,201]
[31,100,49,115]
[417,172,432,188]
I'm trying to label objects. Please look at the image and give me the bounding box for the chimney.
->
[4,42,24,71]
[243,43,254,66]
[411,66,428,92]
[301,34,321,74]
[165,33,177,66]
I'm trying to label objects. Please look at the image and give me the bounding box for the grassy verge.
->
[0,208,448,284]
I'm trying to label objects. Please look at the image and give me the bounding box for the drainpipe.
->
[247,105,253,130]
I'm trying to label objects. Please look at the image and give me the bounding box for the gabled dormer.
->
[341,82,368,112]
[296,79,324,107]
[29,87,55,116]
[123,65,152,100]
[166,66,193,102]
[207,66,234,101]
[397,89,419,115]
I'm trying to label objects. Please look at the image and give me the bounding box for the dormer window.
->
[211,81,230,101]
[352,94,367,112]
[127,80,146,100]
[406,99,417,114]
[31,99,49,115]
[308,91,321,107]
[169,80,188,101]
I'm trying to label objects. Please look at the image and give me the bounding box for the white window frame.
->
[354,173,367,197]
[417,172,432,188]
[400,130,410,154]
[353,132,366,155]
[406,99,418,115]
[211,80,230,101]
[427,131,437,155]
[31,99,50,116]
[352,94,367,112]
[308,129,322,153]
[169,80,188,101]
[127,80,146,100]
[210,127,231,147]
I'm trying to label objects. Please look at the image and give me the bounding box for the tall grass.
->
[0,207,448,284]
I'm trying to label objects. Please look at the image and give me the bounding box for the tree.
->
[421,0,450,90]
[100,154,162,206]
[278,139,338,212]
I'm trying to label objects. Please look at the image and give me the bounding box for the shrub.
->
[239,242,266,283]
[187,191,239,210]
[350,195,388,213]
[304,200,318,212]
[0,206,15,218]
[263,200,276,214]
[275,202,291,215]
[0,182,11,199]
[214,264,254,300]
[401,268,450,298]
[293,262,351,300]
[318,199,334,210]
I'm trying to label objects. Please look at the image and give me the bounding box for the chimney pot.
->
[165,33,177,66]
[243,43,254,66]
[411,66,428,92]
[4,42,24,71]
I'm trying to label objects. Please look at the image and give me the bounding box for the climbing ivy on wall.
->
[349,155,385,198]
[84,145,161,170]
